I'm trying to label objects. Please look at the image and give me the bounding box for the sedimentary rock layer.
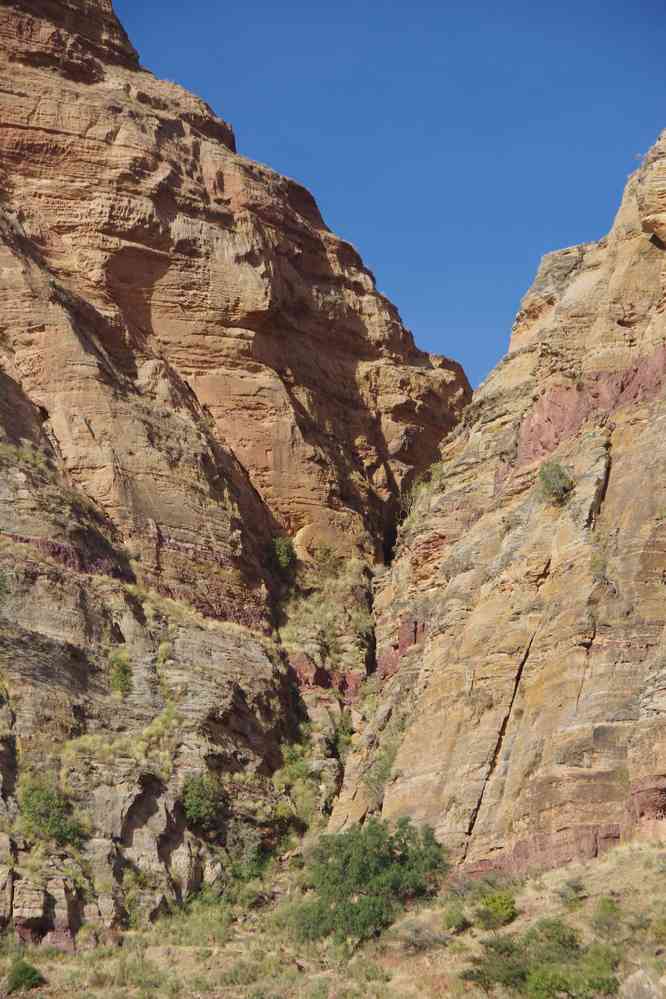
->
[332,134,666,873]
[0,0,469,572]
[0,0,468,941]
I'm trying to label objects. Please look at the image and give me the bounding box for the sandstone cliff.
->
[4,0,665,959]
[0,0,469,944]
[332,136,666,877]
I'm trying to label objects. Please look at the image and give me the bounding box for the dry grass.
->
[3,840,666,998]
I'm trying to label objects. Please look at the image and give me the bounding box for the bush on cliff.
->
[109,646,132,697]
[18,776,87,848]
[270,536,296,577]
[289,817,447,943]
[272,732,320,830]
[182,773,226,832]
[538,461,574,505]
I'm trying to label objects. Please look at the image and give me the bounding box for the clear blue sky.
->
[114,0,665,387]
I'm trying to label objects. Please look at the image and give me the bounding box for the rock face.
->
[9,0,666,950]
[0,0,469,567]
[0,0,468,941]
[332,135,666,874]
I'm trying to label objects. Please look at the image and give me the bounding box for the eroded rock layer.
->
[0,0,469,942]
[332,135,666,874]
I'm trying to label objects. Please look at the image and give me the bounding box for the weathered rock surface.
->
[0,0,469,567]
[0,0,468,943]
[13,0,666,953]
[332,133,666,874]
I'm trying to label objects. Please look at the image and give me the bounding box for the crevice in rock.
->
[382,521,398,566]
[463,629,538,859]
[157,804,188,903]
[576,616,597,715]
[587,439,613,529]
[0,683,18,803]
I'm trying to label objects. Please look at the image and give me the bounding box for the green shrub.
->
[18,777,86,847]
[591,897,622,937]
[182,774,225,831]
[572,942,620,995]
[272,732,319,829]
[443,900,470,933]
[270,536,296,577]
[526,964,572,999]
[289,817,447,943]
[475,889,518,930]
[0,571,9,606]
[461,918,619,998]
[557,876,587,909]
[225,817,266,884]
[538,461,574,505]
[333,710,354,762]
[7,957,45,993]
[463,934,530,992]
[109,647,132,697]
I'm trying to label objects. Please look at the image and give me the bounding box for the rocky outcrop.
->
[332,134,666,874]
[0,0,470,943]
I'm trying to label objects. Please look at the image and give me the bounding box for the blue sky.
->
[114,0,665,387]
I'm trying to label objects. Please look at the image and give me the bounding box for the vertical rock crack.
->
[463,628,539,858]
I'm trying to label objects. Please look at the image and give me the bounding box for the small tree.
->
[109,647,132,697]
[538,461,574,505]
[290,817,447,943]
[461,917,619,999]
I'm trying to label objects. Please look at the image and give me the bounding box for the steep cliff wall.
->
[332,137,666,875]
[0,0,469,568]
[0,0,469,943]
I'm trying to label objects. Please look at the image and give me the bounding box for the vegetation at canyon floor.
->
[3,838,666,998]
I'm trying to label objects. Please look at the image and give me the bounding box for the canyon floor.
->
[1,838,666,997]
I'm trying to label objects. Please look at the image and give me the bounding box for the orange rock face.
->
[0,0,470,596]
[332,133,666,873]
[0,0,469,940]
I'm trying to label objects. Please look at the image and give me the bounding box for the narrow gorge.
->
[0,0,665,974]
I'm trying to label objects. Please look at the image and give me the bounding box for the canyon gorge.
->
[0,0,665,966]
